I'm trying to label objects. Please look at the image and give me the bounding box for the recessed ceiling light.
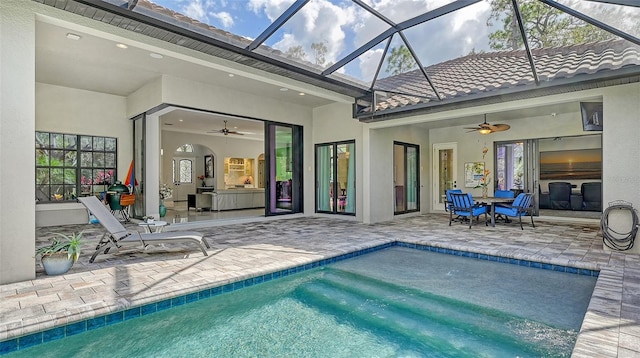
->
[228,74,235,77]
[66,33,81,40]
[179,119,184,122]
[280,88,289,92]
[299,92,305,96]
[150,53,163,59]
[116,43,128,49]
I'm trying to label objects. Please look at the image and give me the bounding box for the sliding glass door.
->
[394,141,420,214]
[316,140,355,215]
[432,143,457,211]
[265,122,302,215]
[495,139,538,213]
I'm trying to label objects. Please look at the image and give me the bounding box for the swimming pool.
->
[1,245,597,357]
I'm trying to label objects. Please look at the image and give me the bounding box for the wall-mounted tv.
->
[580,102,603,131]
[540,149,602,180]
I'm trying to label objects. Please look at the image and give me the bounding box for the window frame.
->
[315,139,356,215]
[35,131,118,203]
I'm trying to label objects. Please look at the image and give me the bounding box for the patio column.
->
[0,1,37,283]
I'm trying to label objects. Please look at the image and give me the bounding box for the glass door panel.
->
[316,141,355,215]
[265,122,302,215]
[338,142,355,214]
[495,142,524,192]
[432,143,457,211]
[495,139,538,213]
[315,144,333,212]
[394,144,405,212]
[394,141,420,214]
[406,146,418,211]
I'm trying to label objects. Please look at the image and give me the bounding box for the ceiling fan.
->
[465,114,510,134]
[208,120,244,136]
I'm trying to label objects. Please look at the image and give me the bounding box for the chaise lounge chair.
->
[78,196,210,263]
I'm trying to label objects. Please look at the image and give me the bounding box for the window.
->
[175,144,194,152]
[173,159,193,183]
[315,140,355,215]
[36,131,117,202]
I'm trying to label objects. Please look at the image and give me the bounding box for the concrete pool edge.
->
[0,240,602,355]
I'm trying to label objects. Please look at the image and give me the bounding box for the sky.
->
[147,0,636,85]
[147,0,495,82]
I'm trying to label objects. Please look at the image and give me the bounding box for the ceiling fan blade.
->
[492,124,511,132]
[464,127,480,130]
[227,131,244,135]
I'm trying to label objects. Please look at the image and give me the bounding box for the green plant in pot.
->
[36,231,83,275]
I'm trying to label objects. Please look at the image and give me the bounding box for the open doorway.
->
[495,134,602,220]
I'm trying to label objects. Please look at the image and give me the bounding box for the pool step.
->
[293,268,551,357]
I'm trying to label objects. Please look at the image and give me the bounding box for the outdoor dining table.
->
[479,197,516,227]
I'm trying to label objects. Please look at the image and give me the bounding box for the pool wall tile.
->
[87,316,105,331]
[18,332,41,349]
[171,296,186,307]
[124,307,140,320]
[141,304,156,316]
[0,339,17,354]
[186,293,199,303]
[66,321,86,336]
[156,299,172,311]
[106,312,124,325]
[42,327,65,343]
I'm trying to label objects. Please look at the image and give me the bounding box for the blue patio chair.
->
[494,193,535,230]
[444,189,463,212]
[449,192,488,229]
[494,190,515,222]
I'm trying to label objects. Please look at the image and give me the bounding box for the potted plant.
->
[36,232,83,275]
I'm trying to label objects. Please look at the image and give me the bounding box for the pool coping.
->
[0,240,601,355]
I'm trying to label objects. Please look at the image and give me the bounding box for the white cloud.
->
[211,11,234,28]
[359,48,384,82]
[248,0,296,21]
[183,0,208,22]
[243,0,494,79]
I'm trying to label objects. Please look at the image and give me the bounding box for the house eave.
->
[356,68,640,122]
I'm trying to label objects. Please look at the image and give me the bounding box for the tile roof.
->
[371,39,640,113]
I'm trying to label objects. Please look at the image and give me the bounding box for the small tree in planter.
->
[36,232,83,275]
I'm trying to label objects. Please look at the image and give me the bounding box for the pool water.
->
[5,247,596,357]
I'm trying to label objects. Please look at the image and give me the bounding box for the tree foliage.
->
[386,45,418,75]
[286,42,331,66]
[285,45,306,60]
[310,42,327,66]
[487,0,614,50]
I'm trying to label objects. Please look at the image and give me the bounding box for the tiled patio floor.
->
[1,213,638,357]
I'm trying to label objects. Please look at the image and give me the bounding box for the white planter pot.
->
[41,252,74,275]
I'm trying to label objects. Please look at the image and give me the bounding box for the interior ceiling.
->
[35,20,333,136]
[411,101,580,130]
[160,109,265,140]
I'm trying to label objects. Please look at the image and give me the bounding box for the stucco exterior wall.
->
[0,0,38,284]
[366,126,430,223]
[312,102,364,221]
[35,83,131,226]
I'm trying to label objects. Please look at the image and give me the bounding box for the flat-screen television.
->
[580,102,603,131]
[539,149,602,180]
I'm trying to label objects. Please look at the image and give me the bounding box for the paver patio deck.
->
[1,213,637,357]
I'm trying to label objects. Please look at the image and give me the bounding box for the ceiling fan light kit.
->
[465,114,510,135]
